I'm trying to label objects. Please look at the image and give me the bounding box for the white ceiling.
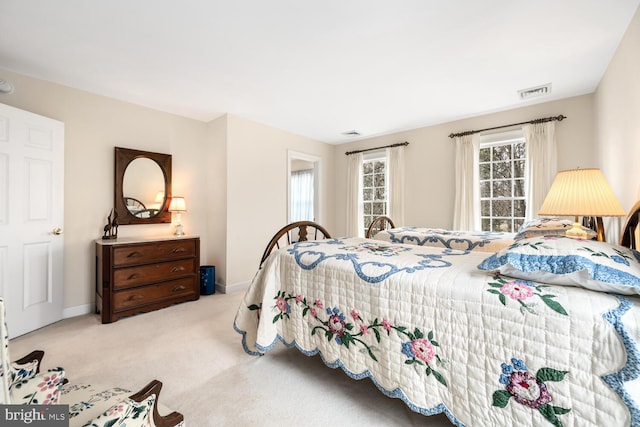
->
[1,1,639,144]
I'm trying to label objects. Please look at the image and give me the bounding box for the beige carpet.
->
[10,291,453,426]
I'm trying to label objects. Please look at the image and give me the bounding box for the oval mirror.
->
[122,158,165,218]
[114,147,172,225]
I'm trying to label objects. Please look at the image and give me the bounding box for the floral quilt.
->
[234,238,640,427]
[372,227,515,252]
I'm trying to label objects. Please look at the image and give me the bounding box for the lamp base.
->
[565,220,587,239]
[174,223,185,236]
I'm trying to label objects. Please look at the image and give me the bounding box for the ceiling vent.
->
[342,130,361,137]
[518,83,551,100]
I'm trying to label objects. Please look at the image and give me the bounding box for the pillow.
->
[477,235,640,295]
[514,217,597,240]
[83,394,155,427]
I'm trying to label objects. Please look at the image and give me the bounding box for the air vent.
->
[342,130,361,137]
[518,83,551,100]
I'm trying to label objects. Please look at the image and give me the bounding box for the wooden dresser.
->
[95,236,200,323]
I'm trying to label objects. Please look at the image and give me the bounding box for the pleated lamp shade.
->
[538,168,625,239]
[168,196,187,212]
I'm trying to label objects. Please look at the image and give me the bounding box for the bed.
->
[234,213,640,426]
[369,216,598,253]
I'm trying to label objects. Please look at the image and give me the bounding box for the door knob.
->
[52,227,63,235]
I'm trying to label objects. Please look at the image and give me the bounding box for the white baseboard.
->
[218,281,250,294]
[63,303,93,319]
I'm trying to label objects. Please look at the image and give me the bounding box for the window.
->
[362,155,387,237]
[479,134,526,232]
[290,169,314,221]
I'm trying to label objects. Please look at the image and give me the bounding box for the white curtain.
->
[524,122,557,220]
[346,153,364,237]
[386,146,405,226]
[290,169,314,221]
[453,134,480,230]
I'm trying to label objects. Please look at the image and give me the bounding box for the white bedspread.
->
[373,227,515,252]
[234,238,640,427]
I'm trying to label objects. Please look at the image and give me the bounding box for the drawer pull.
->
[127,294,145,301]
[127,273,140,280]
[127,251,143,258]
[170,266,185,273]
[172,285,186,292]
[171,247,187,253]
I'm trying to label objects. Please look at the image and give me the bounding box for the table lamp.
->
[538,168,625,241]
[168,196,187,236]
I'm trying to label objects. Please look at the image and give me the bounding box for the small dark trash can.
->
[200,265,216,295]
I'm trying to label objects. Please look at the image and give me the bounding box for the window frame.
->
[362,151,388,237]
[478,131,527,233]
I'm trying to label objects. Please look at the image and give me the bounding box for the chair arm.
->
[129,380,184,427]
[13,350,45,373]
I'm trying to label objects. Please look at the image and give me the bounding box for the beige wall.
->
[3,10,637,312]
[225,115,335,286]
[334,95,597,235]
[0,69,334,313]
[595,5,640,214]
[0,69,211,313]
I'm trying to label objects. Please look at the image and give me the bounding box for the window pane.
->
[479,148,490,162]
[514,160,525,178]
[493,180,511,197]
[374,174,385,187]
[363,174,373,187]
[375,187,385,200]
[479,163,490,180]
[514,143,526,159]
[363,188,372,200]
[373,161,385,173]
[492,219,510,232]
[514,179,525,197]
[481,200,490,216]
[492,200,512,217]
[514,199,526,217]
[492,145,511,161]
[493,161,512,179]
[364,202,372,215]
[482,218,491,231]
[480,181,491,198]
[514,218,525,230]
[372,202,384,215]
[363,162,373,174]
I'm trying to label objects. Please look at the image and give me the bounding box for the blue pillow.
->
[478,235,640,295]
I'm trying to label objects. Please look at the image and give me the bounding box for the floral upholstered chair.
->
[0,298,184,426]
[0,298,66,406]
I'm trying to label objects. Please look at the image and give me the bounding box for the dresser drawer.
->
[112,239,197,267]
[113,278,196,311]
[113,259,196,290]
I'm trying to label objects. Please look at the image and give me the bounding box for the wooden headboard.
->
[620,200,640,249]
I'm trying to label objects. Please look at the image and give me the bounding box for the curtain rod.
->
[448,114,566,139]
[345,141,409,156]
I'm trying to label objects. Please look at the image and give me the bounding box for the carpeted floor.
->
[9,291,453,426]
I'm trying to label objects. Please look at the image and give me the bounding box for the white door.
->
[0,103,64,338]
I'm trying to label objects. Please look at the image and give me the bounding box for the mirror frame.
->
[114,147,172,225]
